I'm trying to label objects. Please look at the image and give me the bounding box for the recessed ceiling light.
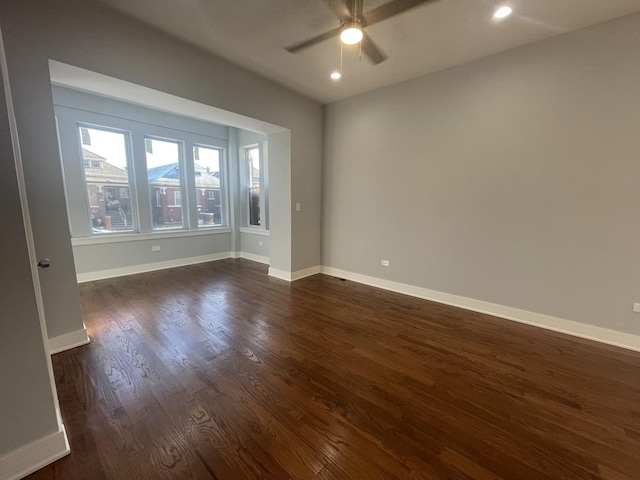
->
[330,71,342,80]
[493,6,512,19]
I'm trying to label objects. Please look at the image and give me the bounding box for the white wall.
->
[0,0,322,342]
[323,13,640,337]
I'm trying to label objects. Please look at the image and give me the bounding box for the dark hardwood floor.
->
[27,259,640,479]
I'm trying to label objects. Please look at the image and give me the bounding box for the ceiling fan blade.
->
[361,33,387,65]
[363,0,439,27]
[285,26,342,53]
[321,0,353,21]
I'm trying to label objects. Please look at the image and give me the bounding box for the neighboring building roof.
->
[82,156,220,188]
[148,163,220,188]
[147,164,179,183]
[195,163,220,188]
[83,148,129,181]
[82,148,105,161]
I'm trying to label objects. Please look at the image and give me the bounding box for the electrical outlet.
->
[259,241,263,246]
[633,303,640,313]
[381,260,390,267]
[152,246,160,251]
[295,203,301,212]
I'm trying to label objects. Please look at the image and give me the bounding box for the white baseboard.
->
[76,252,233,283]
[0,426,70,480]
[48,326,90,355]
[320,266,640,353]
[268,265,321,282]
[292,265,321,281]
[268,267,292,281]
[240,251,270,265]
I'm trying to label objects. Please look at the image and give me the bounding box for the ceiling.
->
[91,0,640,104]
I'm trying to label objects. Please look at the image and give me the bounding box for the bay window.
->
[57,101,232,240]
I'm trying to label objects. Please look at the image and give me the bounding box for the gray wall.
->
[72,233,232,275]
[227,127,241,254]
[323,13,640,336]
[0,46,59,457]
[0,0,322,341]
[268,130,292,272]
[240,232,270,259]
[53,86,230,140]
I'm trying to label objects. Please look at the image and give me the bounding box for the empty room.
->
[1,0,639,479]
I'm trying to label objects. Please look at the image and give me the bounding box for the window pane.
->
[249,187,260,226]
[79,126,135,234]
[247,147,260,226]
[195,146,223,227]
[146,138,183,230]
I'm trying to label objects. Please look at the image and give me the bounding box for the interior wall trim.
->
[76,252,233,283]
[0,426,70,480]
[320,266,640,353]
[268,265,321,282]
[239,227,270,237]
[48,326,90,355]
[268,267,292,281]
[240,252,270,265]
[292,266,321,281]
[71,228,232,246]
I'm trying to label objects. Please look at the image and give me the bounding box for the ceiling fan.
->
[285,0,440,65]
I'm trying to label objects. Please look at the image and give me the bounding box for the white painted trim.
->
[239,227,270,237]
[268,265,321,282]
[292,265,321,281]
[320,266,640,353]
[49,61,286,135]
[77,252,232,283]
[0,426,70,480]
[268,267,292,281]
[48,326,90,354]
[71,227,231,246]
[240,251,270,265]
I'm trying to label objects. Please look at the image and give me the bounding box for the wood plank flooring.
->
[27,259,640,479]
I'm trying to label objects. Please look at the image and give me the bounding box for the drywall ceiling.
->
[92,0,640,104]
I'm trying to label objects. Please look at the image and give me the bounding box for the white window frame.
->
[76,122,139,236]
[240,143,268,231]
[193,144,227,229]
[145,135,187,231]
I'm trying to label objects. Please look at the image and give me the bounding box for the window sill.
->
[72,227,232,246]
[239,227,270,237]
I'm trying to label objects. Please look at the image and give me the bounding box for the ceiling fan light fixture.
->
[493,5,513,19]
[340,21,363,45]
